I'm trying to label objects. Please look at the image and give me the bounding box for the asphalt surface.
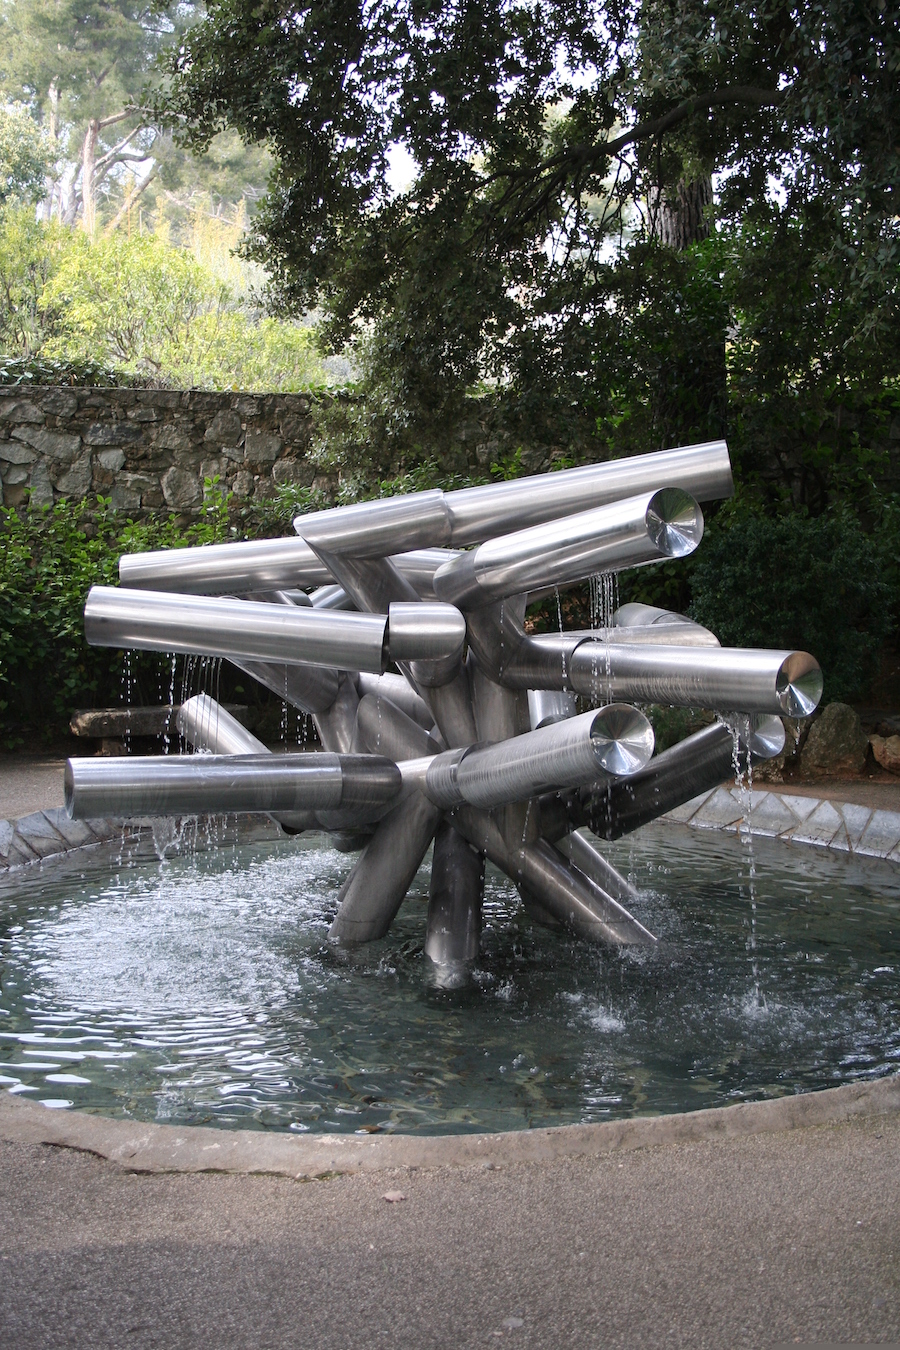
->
[1,1112,898,1350]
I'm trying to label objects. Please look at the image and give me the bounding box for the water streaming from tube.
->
[730,717,762,1011]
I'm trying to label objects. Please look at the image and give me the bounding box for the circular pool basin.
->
[0,822,897,1135]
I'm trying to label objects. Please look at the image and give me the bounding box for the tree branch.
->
[485,84,785,227]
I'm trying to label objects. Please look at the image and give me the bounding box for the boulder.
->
[798,702,868,777]
[161,465,202,510]
[870,734,900,776]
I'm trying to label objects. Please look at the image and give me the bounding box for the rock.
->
[231,470,254,498]
[28,459,54,507]
[244,430,282,463]
[0,400,43,424]
[381,1191,405,1203]
[0,440,38,464]
[12,426,82,462]
[161,465,202,510]
[203,409,243,445]
[83,421,143,446]
[870,734,900,776]
[798,702,868,777]
[97,448,126,472]
[875,716,900,738]
[54,451,93,497]
[273,457,315,487]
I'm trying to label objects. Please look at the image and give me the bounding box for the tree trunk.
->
[651,175,713,250]
[81,119,99,236]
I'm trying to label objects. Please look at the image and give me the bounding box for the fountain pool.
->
[0,823,897,1136]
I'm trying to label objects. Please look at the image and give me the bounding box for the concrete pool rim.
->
[1,1074,898,1178]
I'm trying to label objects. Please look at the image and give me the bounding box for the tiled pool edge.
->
[0,806,286,873]
[2,789,899,873]
[1,1073,897,1177]
[661,787,900,863]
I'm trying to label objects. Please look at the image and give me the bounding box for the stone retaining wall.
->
[0,386,320,514]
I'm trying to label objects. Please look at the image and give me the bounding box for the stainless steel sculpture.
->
[67,439,822,971]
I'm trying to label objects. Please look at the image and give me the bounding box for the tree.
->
[0,104,54,206]
[154,0,899,496]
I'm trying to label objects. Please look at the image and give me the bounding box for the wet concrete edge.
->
[1,1075,897,1178]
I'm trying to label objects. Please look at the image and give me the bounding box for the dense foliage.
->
[0,207,325,390]
[155,0,899,502]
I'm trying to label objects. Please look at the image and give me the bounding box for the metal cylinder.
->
[424,821,484,967]
[65,752,401,820]
[528,689,578,729]
[568,642,823,716]
[230,658,341,715]
[176,694,320,834]
[387,602,466,674]
[425,705,654,810]
[442,440,733,546]
[356,672,436,731]
[295,491,451,556]
[556,830,641,907]
[327,792,443,944]
[614,602,718,645]
[585,715,786,840]
[85,586,389,673]
[176,694,267,755]
[433,489,704,608]
[355,692,442,761]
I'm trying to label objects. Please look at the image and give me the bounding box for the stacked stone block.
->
[0,386,318,514]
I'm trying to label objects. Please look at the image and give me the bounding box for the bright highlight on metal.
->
[69,438,823,969]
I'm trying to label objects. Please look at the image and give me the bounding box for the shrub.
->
[688,507,893,702]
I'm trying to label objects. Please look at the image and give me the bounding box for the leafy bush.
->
[689,507,894,702]
[0,490,239,745]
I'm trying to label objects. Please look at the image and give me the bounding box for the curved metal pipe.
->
[433,489,703,608]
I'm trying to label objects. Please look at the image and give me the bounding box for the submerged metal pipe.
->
[424,821,485,967]
[425,705,654,810]
[327,792,443,944]
[556,830,641,908]
[65,752,401,821]
[433,489,703,608]
[568,643,823,716]
[582,715,786,841]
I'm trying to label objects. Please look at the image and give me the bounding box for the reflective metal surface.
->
[85,586,389,674]
[295,491,451,557]
[568,642,824,715]
[556,829,641,907]
[528,689,578,730]
[586,716,786,840]
[356,672,436,731]
[355,692,443,762]
[424,821,484,968]
[425,705,654,810]
[229,658,341,715]
[119,536,331,594]
[443,440,732,545]
[327,792,443,944]
[433,489,704,608]
[176,694,267,756]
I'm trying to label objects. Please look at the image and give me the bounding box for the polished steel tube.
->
[442,440,732,546]
[355,692,442,761]
[449,804,655,946]
[584,715,786,840]
[527,689,577,730]
[614,602,718,645]
[85,586,389,673]
[568,642,823,716]
[387,602,466,666]
[433,489,703,608]
[229,658,341,714]
[327,792,443,944]
[176,694,267,755]
[296,491,451,556]
[119,538,458,597]
[556,830,641,907]
[356,672,436,731]
[176,694,320,833]
[424,821,484,967]
[65,752,401,820]
[425,705,654,810]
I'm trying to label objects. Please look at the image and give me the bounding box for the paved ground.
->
[1,1112,898,1349]
[1,754,898,1349]
[0,754,68,820]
